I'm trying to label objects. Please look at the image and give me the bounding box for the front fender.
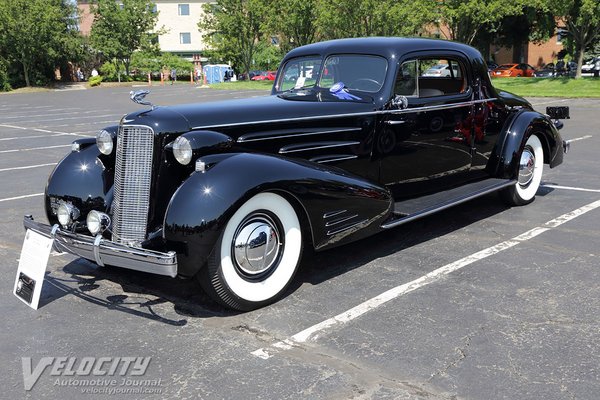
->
[489,110,564,179]
[163,153,392,277]
[44,138,114,225]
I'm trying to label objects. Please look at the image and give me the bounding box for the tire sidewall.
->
[515,134,543,202]
[215,192,302,307]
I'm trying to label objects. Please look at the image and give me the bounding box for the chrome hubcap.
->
[233,214,282,276]
[518,147,535,186]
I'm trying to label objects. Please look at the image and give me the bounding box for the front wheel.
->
[500,134,544,206]
[199,192,303,311]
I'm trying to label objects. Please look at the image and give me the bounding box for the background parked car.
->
[491,63,536,77]
[251,71,277,81]
[534,63,555,78]
[486,61,499,71]
[421,63,460,77]
[582,57,600,76]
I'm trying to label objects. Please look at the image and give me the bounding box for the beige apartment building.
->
[78,0,209,63]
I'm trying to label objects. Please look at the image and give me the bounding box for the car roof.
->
[283,37,483,62]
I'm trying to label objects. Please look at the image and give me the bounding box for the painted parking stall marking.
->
[252,198,600,360]
[542,184,600,193]
[0,144,71,154]
[0,193,44,203]
[0,163,57,173]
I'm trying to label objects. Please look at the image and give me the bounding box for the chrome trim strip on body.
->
[192,98,497,132]
[279,141,361,154]
[326,219,369,236]
[323,210,347,219]
[325,214,360,227]
[310,154,358,163]
[238,127,362,143]
[24,216,178,278]
[381,179,515,229]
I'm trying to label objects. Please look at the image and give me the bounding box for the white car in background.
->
[581,57,600,76]
[422,63,460,77]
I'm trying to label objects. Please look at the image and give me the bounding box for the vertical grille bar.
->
[112,125,154,246]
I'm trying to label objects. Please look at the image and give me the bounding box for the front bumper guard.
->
[23,215,177,278]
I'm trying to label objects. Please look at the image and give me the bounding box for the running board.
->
[381,178,515,229]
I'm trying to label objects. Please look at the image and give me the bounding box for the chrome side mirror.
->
[391,95,408,110]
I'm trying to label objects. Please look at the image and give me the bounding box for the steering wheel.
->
[348,78,381,92]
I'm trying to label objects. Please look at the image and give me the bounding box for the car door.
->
[379,54,474,199]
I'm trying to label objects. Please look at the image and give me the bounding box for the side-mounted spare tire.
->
[198,192,303,311]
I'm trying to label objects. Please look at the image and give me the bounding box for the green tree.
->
[554,0,600,78]
[199,0,266,78]
[490,4,556,65]
[0,0,81,87]
[265,0,320,53]
[315,0,434,40]
[90,0,160,79]
[437,0,526,45]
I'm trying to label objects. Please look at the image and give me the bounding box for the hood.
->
[123,92,377,134]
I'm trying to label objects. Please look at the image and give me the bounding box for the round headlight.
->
[57,203,79,228]
[87,211,110,235]
[173,136,192,165]
[96,129,113,155]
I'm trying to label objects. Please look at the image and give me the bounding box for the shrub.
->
[88,75,102,87]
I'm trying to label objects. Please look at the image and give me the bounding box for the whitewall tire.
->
[501,134,544,206]
[199,192,303,310]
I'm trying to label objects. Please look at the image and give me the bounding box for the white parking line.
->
[0,163,57,172]
[0,133,71,141]
[568,135,593,142]
[530,99,571,106]
[251,198,600,360]
[0,193,44,202]
[542,184,600,193]
[0,144,70,154]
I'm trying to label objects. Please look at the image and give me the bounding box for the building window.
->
[178,4,190,15]
[180,32,191,44]
[557,28,568,44]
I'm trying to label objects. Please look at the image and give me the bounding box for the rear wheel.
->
[500,134,544,206]
[198,192,303,311]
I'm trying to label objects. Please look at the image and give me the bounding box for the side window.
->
[395,57,467,98]
[394,60,418,96]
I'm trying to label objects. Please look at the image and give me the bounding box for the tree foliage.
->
[437,0,527,45]
[265,0,320,53]
[199,0,266,77]
[90,0,160,78]
[553,0,600,78]
[315,0,434,39]
[0,0,83,87]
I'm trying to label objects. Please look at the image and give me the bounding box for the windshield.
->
[276,54,387,93]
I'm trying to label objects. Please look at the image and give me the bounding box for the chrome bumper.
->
[23,215,178,278]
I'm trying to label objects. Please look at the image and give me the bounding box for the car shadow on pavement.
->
[38,193,512,321]
[40,258,235,325]
[292,193,511,290]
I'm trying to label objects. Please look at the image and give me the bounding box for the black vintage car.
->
[24,38,569,311]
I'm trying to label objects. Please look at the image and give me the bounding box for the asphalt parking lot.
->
[0,84,599,399]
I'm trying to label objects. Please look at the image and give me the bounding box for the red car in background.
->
[251,71,277,81]
[491,63,536,77]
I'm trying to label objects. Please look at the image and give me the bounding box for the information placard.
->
[14,229,53,309]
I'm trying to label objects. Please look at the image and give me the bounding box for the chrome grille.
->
[112,125,154,246]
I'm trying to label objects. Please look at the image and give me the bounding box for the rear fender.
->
[488,110,564,179]
[163,153,392,277]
